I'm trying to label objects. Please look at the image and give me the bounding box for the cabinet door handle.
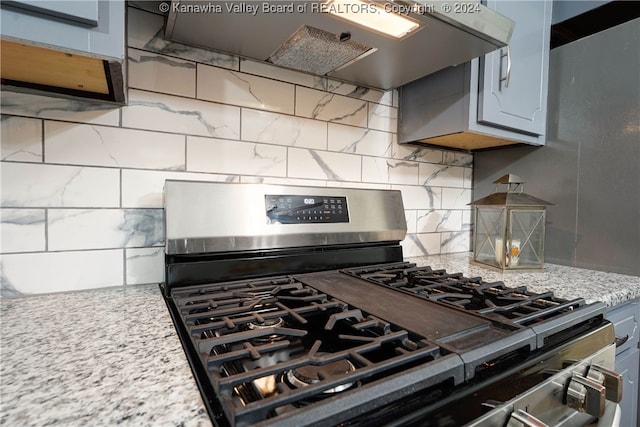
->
[615,335,629,347]
[500,45,512,89]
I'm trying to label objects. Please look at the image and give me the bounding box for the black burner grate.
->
[344,262,584,327]
[170,275,453,427]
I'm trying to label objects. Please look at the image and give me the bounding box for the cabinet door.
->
[616,348,639,427]
[478,0,552,135]
[6,1,99,26]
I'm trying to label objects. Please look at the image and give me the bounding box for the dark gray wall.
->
[551,0,608,24]
[473,18,640,276]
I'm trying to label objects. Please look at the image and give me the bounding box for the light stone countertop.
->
[1,254,638,426]
[406,253,640,307]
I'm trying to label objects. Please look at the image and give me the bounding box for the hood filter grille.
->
[268,25,373,75]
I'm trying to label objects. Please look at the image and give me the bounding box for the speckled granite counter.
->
[406,253,640,307]
[0,284,212,427]
[1,254,638,426]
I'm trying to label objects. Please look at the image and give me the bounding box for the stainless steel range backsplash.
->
[0,6,472,296]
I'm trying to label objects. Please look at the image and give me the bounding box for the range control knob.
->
[565,374,606,417]
[588,364,623,403]
[506,409,549,427]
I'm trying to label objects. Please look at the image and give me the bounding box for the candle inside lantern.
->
[495,238,504,265]
[508,239,521,266]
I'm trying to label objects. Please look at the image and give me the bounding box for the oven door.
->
[468,343,622,427]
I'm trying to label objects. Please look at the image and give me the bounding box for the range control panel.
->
[265,194,349,224]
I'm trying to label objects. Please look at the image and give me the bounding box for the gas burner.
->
[246,317,285,330]
[245,317,287,343]
[284,359,357,394]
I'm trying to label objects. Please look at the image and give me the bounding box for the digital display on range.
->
[265,195,349,224]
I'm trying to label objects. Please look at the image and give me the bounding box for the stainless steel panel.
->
[469,335,618,427]
[164,181,407,255]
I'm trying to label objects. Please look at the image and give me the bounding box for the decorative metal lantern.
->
[469,174,553,271]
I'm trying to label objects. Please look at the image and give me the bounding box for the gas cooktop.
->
[166,262,605,427]
[161,182,617,427]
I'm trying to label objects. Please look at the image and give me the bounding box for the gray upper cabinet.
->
[478,0,551,136]
[0,0,125,103]
[399,0,553,151]
[4,1,100,26]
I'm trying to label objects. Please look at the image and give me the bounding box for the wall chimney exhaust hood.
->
[164,0,515,90]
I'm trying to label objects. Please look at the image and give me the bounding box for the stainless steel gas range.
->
[161,181,622,427]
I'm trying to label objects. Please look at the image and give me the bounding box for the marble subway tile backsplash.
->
[1,250,124,295]
[47,209,163,251]
[241,109,327,149]
[0,6,472,296]
[127,48,197,98]
[187,136,287,176]
[0,116,43,163]
[197,64,295,114]
[122,89,241,139]
[45,121,186,170]
[1,163,120,208]
[0,209,46,253]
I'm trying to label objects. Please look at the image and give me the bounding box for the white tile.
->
[464,168,473,189]
[0,250,123,294]
[48,209,163,251]
[1,116,42,162]
[197,65,295,114]
[127,7,164,49]
[442,188,472,210]
[362,158,419,185]
[401,233,441,257]
[1,163,119,208]
[392,185,441,210]
[240,176,324,187]
[295,87,368,127]
[126,247,164,285]
[462,209,472,229]
[325,80,392,105]
[0,91,120,126]
[326,181,390,190]
[0,209,46,253]
[441,231,471,253]
[242,109,326,149]
[368,103,397,133]
[127,7,239,69]
[287,148,361,182]
[419,163,466,188]
[122,169,237,208]
[187,136,287,177]
[404,210,417,234]
[240,58,323,89]
[122,89,240,139]
[128,48,196,97]
[417,210,463,233]
[443,151,473,167]
[45,122,185,170]
[328,124,394,157]
[393,144,443,164]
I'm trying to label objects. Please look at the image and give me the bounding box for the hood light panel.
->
[322,0,421,39]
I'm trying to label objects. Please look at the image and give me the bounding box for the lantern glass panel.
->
[473,207,506,269]
[507,209,546,269]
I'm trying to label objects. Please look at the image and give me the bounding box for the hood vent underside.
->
[268,25,374,75]
[164,0,515,90]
